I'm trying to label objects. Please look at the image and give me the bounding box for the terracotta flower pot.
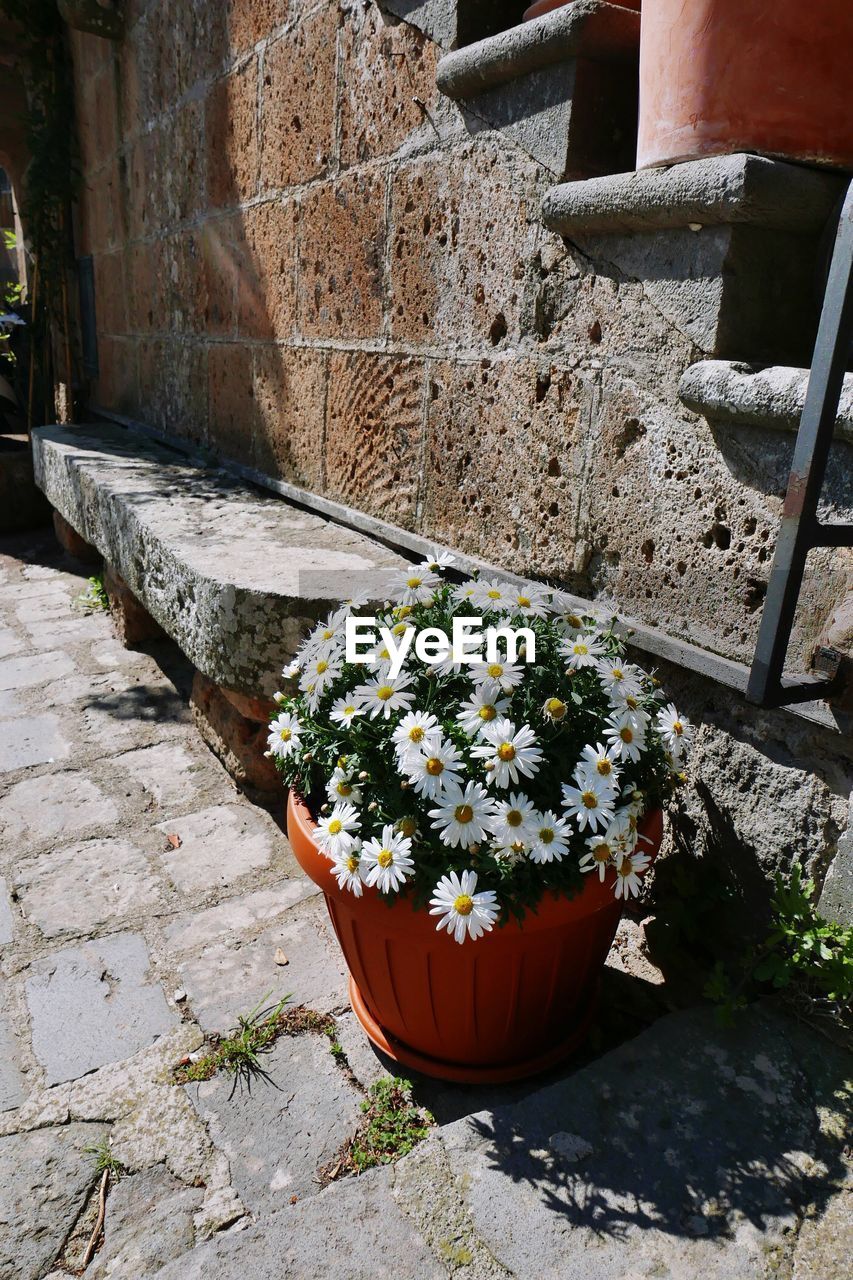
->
[637,0,853,170]
[523,0,640,17]
[287,790,663,1083]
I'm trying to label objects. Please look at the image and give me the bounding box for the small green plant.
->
[324,1078,433,1181]
[83,1136,125,1181]
[76,574,109,612]
[705,865,853,1029]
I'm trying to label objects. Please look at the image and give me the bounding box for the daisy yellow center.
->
[487,663,503,678]
[478,704,497,721]
[377,849,394,869]
[625,695,639,710]
[507,809,523,827]
[497,743,516,762]
[596,759,612,776]
[397,606,412,619]
[487,589,502,600]
[672,720,684,735]
[336,782,352,796]
[517,595,530,608]
[611,668,624,681]
[392,623,407,637]
[620,727,634,743]
[345,855,359,872]
[376,685,394,702]
[567,614,582,628]
[540,827,554,844]
[593,843,611,862]
[344,705,355,716]
[406,576,423,589]
[316,661,328,674]
[546,698,567,719]
[328,819,343,835]
[581,790,599,810]
[453,894,474,916]
[618,855,633,877]
[322,629,333,640]
[574,643,588,656]
[399,817,417,837]
[409,726,425,743]
[279,728,292,741]
[454,804,474,824]
[426,758,444,776]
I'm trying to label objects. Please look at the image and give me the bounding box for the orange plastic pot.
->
[637,0,853,170]
[287,791,663,1083]
[523,0,640,18]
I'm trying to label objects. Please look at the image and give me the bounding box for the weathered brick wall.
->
[69,0,850,670]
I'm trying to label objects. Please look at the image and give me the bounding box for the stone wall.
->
[68,0,853,908]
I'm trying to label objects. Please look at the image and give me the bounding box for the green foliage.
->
[83,1136,125,1181]
[704,865,853,1027]
[76,573,109,612]
[336,1078,433,1177]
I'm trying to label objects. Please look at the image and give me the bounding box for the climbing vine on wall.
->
[0,0,79,426]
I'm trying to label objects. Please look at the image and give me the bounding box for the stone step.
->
[31,423,409,697]
[541,153,847,362]
[680,359,853,445]
[435,1,640,179]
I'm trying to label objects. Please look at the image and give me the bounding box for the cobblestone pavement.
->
[1,529,851,1280]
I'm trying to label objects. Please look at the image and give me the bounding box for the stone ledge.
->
[680,360,853,444]
[542,153,845,236]
[31,423,409,697]
[435,0,638,99]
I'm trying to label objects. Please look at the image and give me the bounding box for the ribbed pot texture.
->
[287,790,663,1073]
[638,0,853,170]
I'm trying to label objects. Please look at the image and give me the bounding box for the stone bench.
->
[32,422,410,791]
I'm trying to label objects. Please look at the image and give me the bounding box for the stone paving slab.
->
[155,803,280,895]
[87,1165,204,1280]
[0,770,119,844]
[26,932,178,1084]
[0,711,71,772]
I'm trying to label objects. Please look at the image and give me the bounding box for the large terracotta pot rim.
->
[287,789,661,936]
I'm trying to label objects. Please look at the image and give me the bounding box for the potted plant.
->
[523,0,640,19]
[269,558,691,1082]
[637,0,853,170]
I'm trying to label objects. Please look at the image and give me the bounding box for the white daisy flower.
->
[578,742,621,787]
[614,849,651,900]
[451,580,478,608]
[604,709,648,763]
[299,654,342,699]
[326,766,362,806]
[392,568,441,606]
[541,696,569,722]
[470,659,525,692]
[491,841,527,867]
[315,803,361,857]
[420,549,456,573]
[404,738,465,800]
[470,578,515,611]
[487,791,538,846]
[330,696,360,728]
[429,870,499,944]
[267,712,302,759]
[471,718,542,788]
[561,634,607,670]
[596,659,644,702]
[528,810,572,863]
[301,618,343,661]
[429,781,495,849]
[506,583,550,619]
[330,847,366,897]
[282,659,301,679]
[360,825,415,894]
[392,710,442,761]
[456,682,511,737]
[657,703,693,758]
[354,672,416,721]
[579,817,634,880]
[561,773,616,832]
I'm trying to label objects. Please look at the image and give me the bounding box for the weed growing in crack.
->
[322,1077,434,1182]
[84,1136,126,1181]
[76,574,109,613]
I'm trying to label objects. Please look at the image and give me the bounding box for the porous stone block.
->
[25,932,177,1085]
[52,509,100,562]
[324,351,424,528]
[297,169,386,339]
[176,222,238,338]
[31,423,408,696]
[235,199,299,339]
[190,669,280,794]
[207,342,256,466]
[227,0,289,54]
[259,6,337,190]
[103,561,166,646]
[252,345,327,491]
[205,56,259,209]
